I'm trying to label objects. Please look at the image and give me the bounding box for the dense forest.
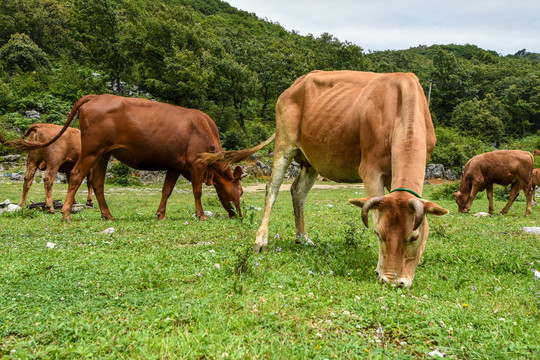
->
[0,0,539,172]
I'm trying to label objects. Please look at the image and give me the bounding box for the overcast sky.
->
[224,0,540,55]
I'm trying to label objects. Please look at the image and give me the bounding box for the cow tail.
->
[5,95,93,151]
[201,133,276,165]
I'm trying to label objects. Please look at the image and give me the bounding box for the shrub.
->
[106,162,142,186]
[430,182,461,200]
[0,33,50,73]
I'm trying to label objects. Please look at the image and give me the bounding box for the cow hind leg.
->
[255,144,298,251]
[500,181,520,215]
[20,160,39,207]
[62,155,98,220]
[291,163,318,245]
[156,170,181,220]
[91,154,114,220]
[43,165,61,214]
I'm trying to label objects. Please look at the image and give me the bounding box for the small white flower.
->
[214,264,221,269]
[316,333,323,337]
[498,317,506,322]
[343,310,351,316]
[46,242,56,249]
[60,297,65,301]
[209,249,216,253]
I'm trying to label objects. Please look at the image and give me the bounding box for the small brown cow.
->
[255,70,449,288]
[3,124,93,213]
[8,95,274,221]
[453,150,534,215]
[534,149,540,156]
[532,168,540,203]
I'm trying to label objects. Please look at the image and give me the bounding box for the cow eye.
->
[410,233,420,242]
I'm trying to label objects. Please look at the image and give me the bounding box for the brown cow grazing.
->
[453,150,534,216]
[8,95,274,221]
[255,70,449,288]
[532,168,540,203]
[534,149,540,156]
[2,124,93,213]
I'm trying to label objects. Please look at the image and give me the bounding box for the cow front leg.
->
[291,164,318,245]
[486,183,494,215]
[500,182,520,215]
[523,183,533,216]
[156,170,181,220]
[20,160,39,208]
[255,146,297,251]
[464,184,480,213]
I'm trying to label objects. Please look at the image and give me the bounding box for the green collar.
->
[389,188,422,198]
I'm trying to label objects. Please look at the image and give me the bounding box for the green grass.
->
[1,178,539,359]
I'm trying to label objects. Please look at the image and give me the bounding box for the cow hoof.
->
[253,243,267,252]
[47,209,56,214]
[86,201,94,207]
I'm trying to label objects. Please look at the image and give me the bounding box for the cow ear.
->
[452,191,459,197]
[233,166,244,181]
[423,200,449,216]
[349,198,373,208]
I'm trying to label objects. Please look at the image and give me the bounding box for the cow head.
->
[349,194,448,288]
[452,191,469,213]
[208,165,245,218]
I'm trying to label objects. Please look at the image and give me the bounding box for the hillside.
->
[0,0,539,170]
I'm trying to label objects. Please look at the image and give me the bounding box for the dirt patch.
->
[242,182,365,193]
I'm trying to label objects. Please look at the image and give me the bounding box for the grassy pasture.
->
[0,178,539,359]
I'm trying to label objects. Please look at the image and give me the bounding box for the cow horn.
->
[409,198,425,230]
[361,197,382,228]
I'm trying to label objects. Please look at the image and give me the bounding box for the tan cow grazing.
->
[255,70,449,288]
[534,149,540,156]
[8,95,274,221]
[2,124,93,213]
[453,150,534,216]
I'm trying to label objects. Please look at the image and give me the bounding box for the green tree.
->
[450,94,507,144]
[0,33,50,72]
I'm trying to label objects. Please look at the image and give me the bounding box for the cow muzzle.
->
[379,272,413,289]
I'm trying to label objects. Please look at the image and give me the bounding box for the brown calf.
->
[453,150,534,215]
[3,123,93,213]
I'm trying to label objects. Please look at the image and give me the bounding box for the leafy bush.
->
[430,182,461,200]
[221,124,248,150]
[106,161,142,186]
[0,33,50,72]
[430,127,492,173]
[1,112,34,132]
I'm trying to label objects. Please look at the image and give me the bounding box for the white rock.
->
[523,227,540,235]
[101,227,115,234]
[6,204,21,213]
[473,212,491,217]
